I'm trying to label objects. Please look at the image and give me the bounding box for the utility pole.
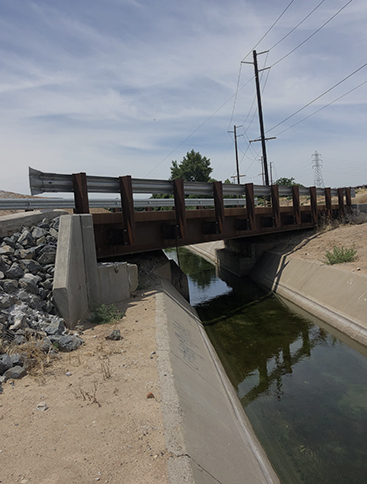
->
[243,50,275,186]
[253,50,269,186]
[234,125,240,184]
[270,161,273,185]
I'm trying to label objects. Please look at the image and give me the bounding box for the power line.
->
[241,0,296,63]
[270,0,353,69]
[273,77,367,137]
[228,0,297,131]
[269,0,327,51]
[144,86,247,178]
[268,62,367,133]
[227,62,243,131]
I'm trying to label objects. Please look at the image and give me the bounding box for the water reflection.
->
[164,248,231,306]
[172,247,367,484]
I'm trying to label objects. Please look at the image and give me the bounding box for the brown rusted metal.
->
[324,187,332,220]
[338,188,344,217]
[271,184,281,227]
[173,178,186,239]
[72,172,89,214]
[310,186,318,223]
[292,185,301,225]
[345,188,352,212]
[245,183,255,230]
[92,203,341,259]
[213,181,225,234]
[119,175,136,245]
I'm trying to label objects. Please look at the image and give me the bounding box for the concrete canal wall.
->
[156,279,280,484]
[251,252,367,347]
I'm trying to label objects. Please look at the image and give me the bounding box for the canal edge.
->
[155,278,280,484]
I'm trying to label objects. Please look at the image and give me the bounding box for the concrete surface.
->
[252,252,367,347]
[0,209,68,237]
[53,215,90,326]
[53,214,138,327]
[156,279,280,484]
[188,241,224,265]
[154,259,190,301]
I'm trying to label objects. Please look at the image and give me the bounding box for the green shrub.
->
[322,245,357,265]
[90,304,123,324]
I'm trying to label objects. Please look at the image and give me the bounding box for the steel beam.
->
[292,185,301,225]
[119,175,136,245]
[72,173,89,214]
[213,181,225,234]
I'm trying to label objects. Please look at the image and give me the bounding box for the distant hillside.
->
[0,190,33,199]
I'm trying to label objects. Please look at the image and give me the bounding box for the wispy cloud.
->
[0,0,366,193]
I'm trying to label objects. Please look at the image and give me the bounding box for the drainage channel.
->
[165,247,367,484]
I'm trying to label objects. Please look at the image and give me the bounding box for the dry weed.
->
[12,337,55,381]
[78,382,101,407]
[100,357,112,380]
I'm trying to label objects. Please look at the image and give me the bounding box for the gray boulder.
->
[20,259,43,274]
[0,354,12,375]
[18,230,35,247]
[2,279,18,294]
[0,245,15,256]
[37,245,57,265]
[50,335,84,352]
[44,319,65,336]
[5,263,24,279]
[4,365,26,380]
[0,295,17,309]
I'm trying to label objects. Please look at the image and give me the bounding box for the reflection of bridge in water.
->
[30,168,353,259]
[240,326,327,406]
[196,264,332,408]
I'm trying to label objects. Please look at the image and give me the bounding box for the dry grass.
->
[78,382,101,407]
[100,356,112,380]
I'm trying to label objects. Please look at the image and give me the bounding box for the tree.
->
[275,177,296,187]
[170,150,212,182]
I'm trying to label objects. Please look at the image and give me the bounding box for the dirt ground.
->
[273,216,367,274]
[0,290,170,484]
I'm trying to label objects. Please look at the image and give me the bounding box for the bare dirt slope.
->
[0,290,169,484]
[274,218,367,274]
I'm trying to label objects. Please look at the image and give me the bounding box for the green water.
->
[165,247,367,484]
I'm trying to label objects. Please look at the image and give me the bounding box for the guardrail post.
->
[213,181,225,234]
[119,175,136,245]
[271,184,281,227]
[292,185,301,225]
[338,188,344,217]
[324,187,332,220]
[173,179,186,239]
[310,186,318,223]
[345,188,352,212]
[245,183,255,230]
[72,172,89,214]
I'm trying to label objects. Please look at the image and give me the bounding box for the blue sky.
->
[1,0,367,194]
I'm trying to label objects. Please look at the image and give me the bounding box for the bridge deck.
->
[28,169,352,259]
[93,204,336,259]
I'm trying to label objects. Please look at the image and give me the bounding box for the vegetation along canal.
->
[165,247,367,484]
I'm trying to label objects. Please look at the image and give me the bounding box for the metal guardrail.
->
[29,167,348,199]
[0,197,247,211]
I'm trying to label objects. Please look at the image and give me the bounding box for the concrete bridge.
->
[29,168,353,260]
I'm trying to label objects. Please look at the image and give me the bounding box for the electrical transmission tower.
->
[312,150,325,188]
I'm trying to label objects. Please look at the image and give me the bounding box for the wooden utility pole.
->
[253,50,270,186]
[234,125,240,184]
[243,50,275,186]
